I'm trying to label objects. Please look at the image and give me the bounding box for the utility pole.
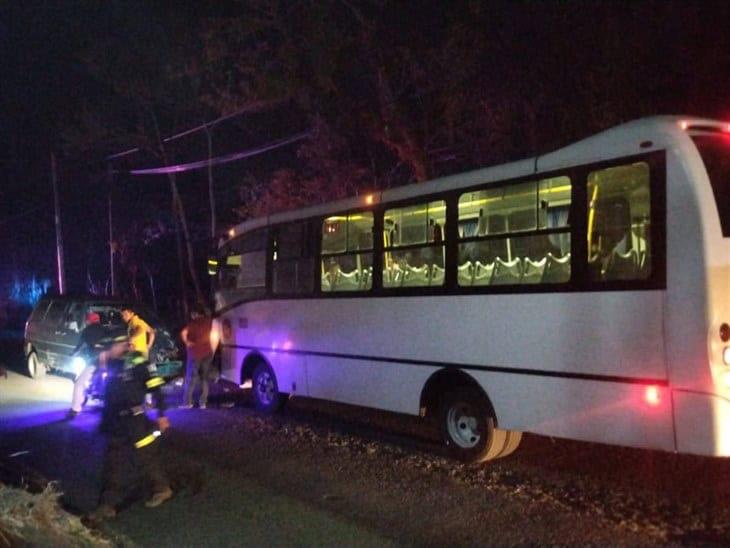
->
[204,124,216,239]
[51,151,66,294]
[107,164,115,295]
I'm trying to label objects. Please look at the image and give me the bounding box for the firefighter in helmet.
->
[87,327,172,523]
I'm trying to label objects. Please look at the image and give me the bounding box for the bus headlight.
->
[723,346,730,366]
[71,356,87,376]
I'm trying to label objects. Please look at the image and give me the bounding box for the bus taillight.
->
[645,386,661,407]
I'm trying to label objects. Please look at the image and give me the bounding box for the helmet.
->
[86,311,101,325]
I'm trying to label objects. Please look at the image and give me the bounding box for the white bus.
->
[213,116,730,462]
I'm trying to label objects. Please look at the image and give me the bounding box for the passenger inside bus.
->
[587,162,651,281]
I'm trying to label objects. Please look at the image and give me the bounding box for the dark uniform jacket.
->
[100,351,167,437]
[72,323,107,359]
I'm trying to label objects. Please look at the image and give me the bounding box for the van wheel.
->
[251,362,283,413]
[27,352,46,379]
[439,387,504,463]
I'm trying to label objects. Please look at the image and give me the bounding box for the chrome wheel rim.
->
[446,404,481,448]
[255,370,276,406]
[28,354,38,377]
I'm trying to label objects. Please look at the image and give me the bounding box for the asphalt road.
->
[2,352,730,546]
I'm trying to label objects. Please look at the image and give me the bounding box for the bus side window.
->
[587,162,651,281]
[273,222,315,295]
[321,212,374,292]
[383,200,446,288]
[457,176,571,286]
[217,228,268,296]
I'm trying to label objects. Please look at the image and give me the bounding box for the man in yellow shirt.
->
[121,307,156,359]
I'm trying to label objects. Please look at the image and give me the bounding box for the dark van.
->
[24,296,182,379]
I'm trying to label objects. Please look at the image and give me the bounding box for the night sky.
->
[1,1,729,320]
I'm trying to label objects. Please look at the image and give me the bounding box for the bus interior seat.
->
[383,267,404,288]
[359,267,373,290]
[457,261,474,286]
[321,272,332,291]
[430,264,445,286]
[491,257,522,285]
[335,269,360,290]
[473,261,495,286]
[522,257,546,284]
[402,265,430,287]
[542,253,571,283]
[603,249,639,281]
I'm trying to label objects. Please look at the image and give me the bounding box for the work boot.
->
[145,487,173,508]
[84,504,116,526]
[178,403,193,409]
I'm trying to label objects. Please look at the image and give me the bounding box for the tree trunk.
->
[145,265,158,312]
[168,174,205,306]
[172,194,189,320]
[149,109,205,314]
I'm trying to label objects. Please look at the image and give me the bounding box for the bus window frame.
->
[215,150,666,310]
[573,150,666,292]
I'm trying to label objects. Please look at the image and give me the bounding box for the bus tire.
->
[496,430,522,459]
[439,387,504,463]
[251,362,284,413]
[27,351,46,379]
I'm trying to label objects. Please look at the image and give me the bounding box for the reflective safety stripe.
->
[146,376,165,389]
[134,433,157,449]
[132,356,146,365]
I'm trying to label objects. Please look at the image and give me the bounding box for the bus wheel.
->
[251,362,283,413]
[439,387,504,463]
[27,352,46,379]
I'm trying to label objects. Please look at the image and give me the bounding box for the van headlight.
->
[71,356,87,376]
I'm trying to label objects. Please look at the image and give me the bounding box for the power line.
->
[105,104,280,161]
[124,131,310,176]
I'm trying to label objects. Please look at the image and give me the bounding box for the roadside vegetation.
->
[0,483,118,547]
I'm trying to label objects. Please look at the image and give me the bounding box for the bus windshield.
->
[693,135,730,237]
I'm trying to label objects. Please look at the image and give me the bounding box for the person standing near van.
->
[68,312,105,418]
[121,307,155,359]
[180,305,217,409]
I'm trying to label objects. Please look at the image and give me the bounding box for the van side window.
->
[321,212,374,292]
[383,200,446,288]
[29,300,51,322]
[64,302,84,332]
[273,221,316,294]
[44,301,68,325]
[457,176,572,286]
[587,162,651,281]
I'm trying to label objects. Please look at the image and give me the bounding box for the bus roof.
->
[225,115,727,242]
